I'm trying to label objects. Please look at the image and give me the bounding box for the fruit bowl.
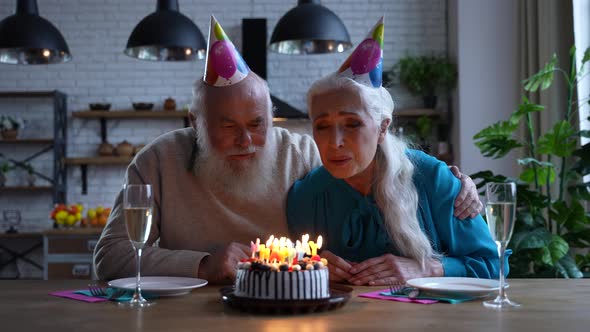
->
[89,103,111,111]
[132,102,154,111]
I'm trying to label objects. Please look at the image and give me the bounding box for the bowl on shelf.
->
[115,141,134,157]
[89,103,111,111]
[97,142,115,156]
[132,102,154,111]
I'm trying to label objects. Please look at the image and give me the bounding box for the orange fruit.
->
[98,215,107,227]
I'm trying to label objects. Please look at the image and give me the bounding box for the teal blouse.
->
[287,149,505,279]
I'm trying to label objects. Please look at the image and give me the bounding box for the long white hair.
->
[307,73,435,266]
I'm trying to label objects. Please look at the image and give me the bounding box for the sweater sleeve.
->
[416,153,502,279]
[93,148,209,280]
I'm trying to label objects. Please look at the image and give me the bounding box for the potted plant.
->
[386,55,457,108]
[471,46,590,278]
[0,115,25,139]
[22,163,36,186]
[415,116,433,153]
[0,161,13,187]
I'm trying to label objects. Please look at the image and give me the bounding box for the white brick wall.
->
[0,0,446,231]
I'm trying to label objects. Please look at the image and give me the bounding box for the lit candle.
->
[309,240,318,256]
[317,235,323,251]
[266,235,275,250]
[296,240,304,260]
[250,240,257,258]
[287,247,296,266]
[259,244,267,261]
[301,234,311,256]
[269,251,281,263]
[281,247,289,263]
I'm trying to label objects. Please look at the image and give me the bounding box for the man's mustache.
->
[224,147,258,156]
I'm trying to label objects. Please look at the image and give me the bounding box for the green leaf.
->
[572,143,590,175]
[511,227,553,251]
[555,254,583,278]
[541,235,569,266]
[517,158,555,168]
[537,121,577,157]
[579,130,590,138]
[511,97,544,123]
[583,47,590,64]
[519,167,556,185]
[473,121,521,159]
[516,211,535,227]
[523,54,557,92]
[568,182,590,201]
[552,200,589,233]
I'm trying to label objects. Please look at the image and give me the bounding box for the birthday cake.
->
[234,235,330,300]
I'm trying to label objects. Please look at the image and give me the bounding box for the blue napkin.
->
[74,288,158,302]
[379,291,476,304]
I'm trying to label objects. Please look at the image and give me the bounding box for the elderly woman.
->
[287,19,502,286]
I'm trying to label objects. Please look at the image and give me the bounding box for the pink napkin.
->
[358,289,438,304]
[49,290,108,303]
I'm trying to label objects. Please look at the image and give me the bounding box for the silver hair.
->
[190,73,274,119]
[307,73,435,267]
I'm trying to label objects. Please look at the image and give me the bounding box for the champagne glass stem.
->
[134,248,142,299]
[498,242,506,300]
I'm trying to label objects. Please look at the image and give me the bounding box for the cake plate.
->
[220,284,353,315]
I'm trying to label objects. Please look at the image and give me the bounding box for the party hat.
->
[338,17,384,88]
[203,15,250,87]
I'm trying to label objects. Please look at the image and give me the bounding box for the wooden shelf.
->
[65,156,132,165]
[44,227,104,236]
[0,91,58,98]
[0,186,53,192]
[394,108,442,117]
[0,138,54,144]
[72,110,188,119]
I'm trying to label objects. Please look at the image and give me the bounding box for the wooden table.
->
[0,279,588,332]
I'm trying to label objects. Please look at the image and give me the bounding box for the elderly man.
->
[94,17,481,284]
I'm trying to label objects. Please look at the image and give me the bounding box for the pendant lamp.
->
[125,0,206,61]
[0,0,71,65]
[269,0,352,55]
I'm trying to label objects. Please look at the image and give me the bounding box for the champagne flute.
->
[483,182,520,308]
[119,184,155,308]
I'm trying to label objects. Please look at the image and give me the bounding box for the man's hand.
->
[198,242,250,284]
[320,250,354,283]
[449,165,483,219]
[346,254,443,286]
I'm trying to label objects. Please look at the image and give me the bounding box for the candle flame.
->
[266,235,274,248]
[317,235,323,249]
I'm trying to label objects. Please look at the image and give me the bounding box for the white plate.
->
[108,276,208,297]
[406,277,501,297]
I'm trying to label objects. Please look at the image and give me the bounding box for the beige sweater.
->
[94,127,320,280]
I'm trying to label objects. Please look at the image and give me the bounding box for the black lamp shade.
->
[0,0,71,65]
[125,0,206,61]
[269,0,352,55]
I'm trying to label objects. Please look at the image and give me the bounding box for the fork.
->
[388,281,420,298]
[88,284,107,297]
[88,284,126,300]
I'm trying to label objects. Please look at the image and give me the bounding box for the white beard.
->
[193,121,277,200]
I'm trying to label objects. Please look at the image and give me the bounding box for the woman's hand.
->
[449,165,483,219]
[321,250,354,283]
[346,254,443,286]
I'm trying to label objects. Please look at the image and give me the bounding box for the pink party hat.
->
[203,15,250,87]
[338,17,384,88]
